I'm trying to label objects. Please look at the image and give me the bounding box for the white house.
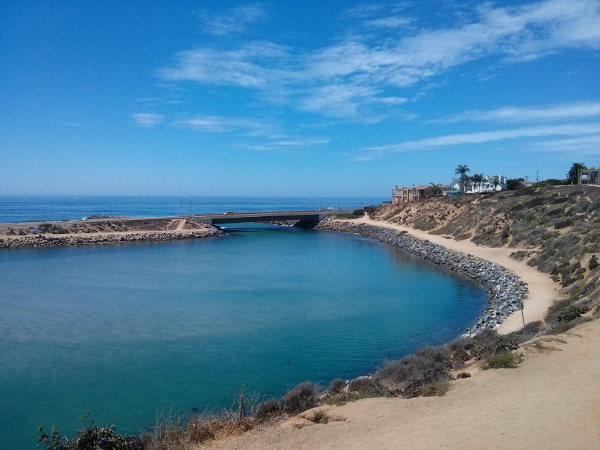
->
[446,175,507,195]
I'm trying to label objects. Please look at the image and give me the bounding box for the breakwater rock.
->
[0,228,224,249]
[316,220,528,336]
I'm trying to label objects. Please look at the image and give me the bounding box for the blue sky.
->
[1,0,599,197]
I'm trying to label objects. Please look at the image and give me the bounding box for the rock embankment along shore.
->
[0,228,224,249]
[316,220,528,335]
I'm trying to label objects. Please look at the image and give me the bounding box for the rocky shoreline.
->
[315,219,528,336]
[0,228,224,249]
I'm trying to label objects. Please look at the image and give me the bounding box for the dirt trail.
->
[350,216,560,334]
[176,219,187,231]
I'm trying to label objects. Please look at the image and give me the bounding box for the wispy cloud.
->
[174,115,281,137]
[174,115,329,151]
[200,5,268,36]
[234,137,330,152]
[365,16,413,28]
[131,113,165,128]
[62,122,81,127]
[530,133,600,154]
[352,122,600,160]
[160,0,600,121]
[159,42,291,88]
[436,102,600,123]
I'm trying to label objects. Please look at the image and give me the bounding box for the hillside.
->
[374,185,600,312]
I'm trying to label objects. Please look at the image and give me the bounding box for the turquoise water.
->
[0,225,486,449]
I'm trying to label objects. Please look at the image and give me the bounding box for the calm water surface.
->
[0,225,486,449]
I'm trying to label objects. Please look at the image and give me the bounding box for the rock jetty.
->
[0,228,224,249]
[316,220,528,336]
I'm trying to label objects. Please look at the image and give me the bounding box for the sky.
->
[1,0,599,197]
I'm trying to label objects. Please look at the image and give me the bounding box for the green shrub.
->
[352,209,364,216]
[483,350,521,369]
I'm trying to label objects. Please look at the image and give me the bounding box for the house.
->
[391,185,433,204]
[579,167,600,184]
[446,175,507,195]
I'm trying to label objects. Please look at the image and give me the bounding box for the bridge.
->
[193,210,336,228]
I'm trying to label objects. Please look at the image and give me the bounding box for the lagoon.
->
[0,221,487,449]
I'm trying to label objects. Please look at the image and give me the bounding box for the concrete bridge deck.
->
[193,210,336,227]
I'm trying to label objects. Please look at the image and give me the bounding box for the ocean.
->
[0,196,385,224]
[0,197,486,449]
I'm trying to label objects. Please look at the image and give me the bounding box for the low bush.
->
[482,350,521,369]
[306,409,330,424]
[347,377,380,395]
[39,424,144,450]
[327,378,346,395]
[421,379,451,397]
[253,400,281,422]
[506,321,543,343]
[280,382,320,415]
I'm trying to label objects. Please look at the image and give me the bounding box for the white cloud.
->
[131,113,165,128]
[201,5,268,36]
[438,102,600,123]
[174,115,281,137]
[159,42,291,88]
[159,0,600,120]
[530,133,600,153]
[174,115,330,151]
[352,122,600,160]
[234,137,330,152]
[365,16,413,28]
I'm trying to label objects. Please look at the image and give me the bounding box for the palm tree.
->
[455,165,470,193]
[568,163,587,184]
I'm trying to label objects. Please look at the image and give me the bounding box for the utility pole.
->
[536,170,539,183]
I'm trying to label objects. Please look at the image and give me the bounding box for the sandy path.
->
[176,219,187,230]
[349,216,560,334]
[209,320,600,450]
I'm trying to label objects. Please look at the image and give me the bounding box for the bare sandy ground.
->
[349,216,561,334]
[208,319,600,450]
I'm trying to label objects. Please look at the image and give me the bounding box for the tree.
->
[506,178,525,191]
[429,182,443,196]
[471,173,485,192]
[567,163,587,184]
[454,165,470,193]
